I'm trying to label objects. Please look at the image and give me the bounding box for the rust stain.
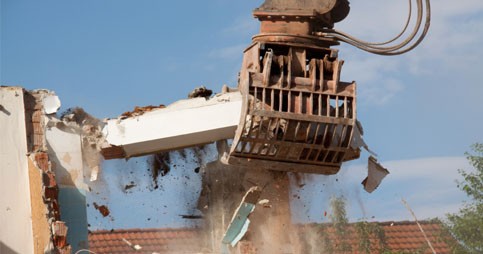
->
[62,153,72,165]
[120,104,165,119]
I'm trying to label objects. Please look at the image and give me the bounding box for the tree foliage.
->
[445,143,483,253]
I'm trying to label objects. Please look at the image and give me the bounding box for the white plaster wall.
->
[46,126,87,190]
[0,87,34,254]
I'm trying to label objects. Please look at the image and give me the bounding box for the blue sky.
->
[2,0,483,227]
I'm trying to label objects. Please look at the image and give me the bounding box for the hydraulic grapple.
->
[223,0,430,174]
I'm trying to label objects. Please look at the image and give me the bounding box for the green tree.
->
[445,143,483,253]
[329,196,352,253]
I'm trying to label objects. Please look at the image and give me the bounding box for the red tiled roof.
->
[298,220,453,254]
[88,221,454,254]
[88,228,205,254]
[382,221,452,253]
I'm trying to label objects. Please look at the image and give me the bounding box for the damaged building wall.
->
[0,87,73,254]
[45,124,89,251]
[24,89,73,254]
[0,87,35,254]
[0,85,388,254]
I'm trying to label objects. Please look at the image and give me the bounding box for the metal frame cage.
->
[224,42,360,174]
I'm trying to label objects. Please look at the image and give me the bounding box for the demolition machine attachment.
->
[222,0,431,174]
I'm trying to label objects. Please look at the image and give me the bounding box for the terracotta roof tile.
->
[89,221,455,254]
[89,228,204,254]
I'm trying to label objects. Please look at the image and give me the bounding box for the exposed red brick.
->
[32,110,43,123]
[35,153,50,172]
[34,102,44,110]
[43,186,59,201]
[49,200,61,221]
[100,145,126,160]
[58,245,72,254]
[33,134,45,151]
[42,172,57,188]
[33,123,44,135]
[53,221,68,236]
[52,221,68,248]
[26,91,71,253]
[54,236,67,248]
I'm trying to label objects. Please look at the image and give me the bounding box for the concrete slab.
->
[102,92,243,159]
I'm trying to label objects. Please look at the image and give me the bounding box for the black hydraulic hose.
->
[326,0,413,46]
[331,0,423,52]
[318,0,431,56]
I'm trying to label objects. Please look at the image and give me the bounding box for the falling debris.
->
[180,215,204,219]
[41,93,61,114]
[188,86,213,99]
[124,182,137,191]
[93,202,110,217]
[151,152,170,189]
[122,238,142,251]
[1,0,433,251]
[362,156,390,193]
[222,186,262,247]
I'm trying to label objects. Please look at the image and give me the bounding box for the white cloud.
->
[335,0,483,106]
[291,156,473,223]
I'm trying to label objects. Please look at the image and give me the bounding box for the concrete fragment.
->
[42,94,61,114]
[188,86,213,98]
[222,186,262,247]
[122,238,142,251]
[362,156,390,193]
[102,92,243,159]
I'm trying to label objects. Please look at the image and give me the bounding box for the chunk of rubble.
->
[42,93,61,114]
[222,186,262,247]
[362,156,390,193]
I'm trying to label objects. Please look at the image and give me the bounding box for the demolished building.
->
[1,0,432,253]
[0,86,386,254]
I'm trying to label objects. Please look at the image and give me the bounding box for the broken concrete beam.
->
[101,92,243,159]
